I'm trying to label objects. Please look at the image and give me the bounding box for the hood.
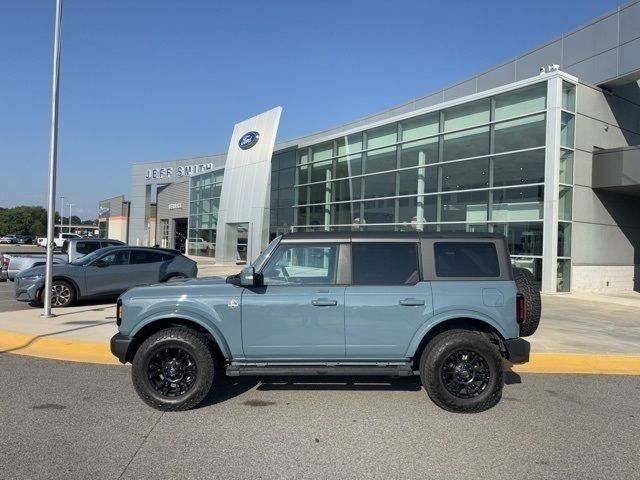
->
[119,276,236,302]
[17,263,75,278]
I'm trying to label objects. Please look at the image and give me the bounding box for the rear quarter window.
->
[434,242,500,278]
[352,243,420,285]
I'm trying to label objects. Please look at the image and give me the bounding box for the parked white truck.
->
[36,233,83,248]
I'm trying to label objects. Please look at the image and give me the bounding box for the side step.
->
[226,362,415,377]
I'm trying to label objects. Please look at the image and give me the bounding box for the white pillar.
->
[416,151,426,231]
[541,76,562,294]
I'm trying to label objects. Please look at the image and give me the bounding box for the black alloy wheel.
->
[420,330,503,413]
[132,327,215,411]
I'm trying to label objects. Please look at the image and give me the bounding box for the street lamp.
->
[41,0,64,319]
[68,203,74,233]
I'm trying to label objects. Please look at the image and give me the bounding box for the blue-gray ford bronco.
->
[111,232,540,413]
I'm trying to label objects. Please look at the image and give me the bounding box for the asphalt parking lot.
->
[1,354,638,480]
[0,277,32,312]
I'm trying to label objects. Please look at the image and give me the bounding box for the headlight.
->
[19,275,44,282]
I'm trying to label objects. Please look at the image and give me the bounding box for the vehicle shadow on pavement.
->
[0,320,115,354]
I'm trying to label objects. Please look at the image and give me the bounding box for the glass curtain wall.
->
[188,169,224,258]
[270,149,297,240]
[286,81,548,279]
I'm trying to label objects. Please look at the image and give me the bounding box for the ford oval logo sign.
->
[238,131,260,150]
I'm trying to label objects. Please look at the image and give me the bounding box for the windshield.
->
[252,236,281,272]
[71,248,109,265]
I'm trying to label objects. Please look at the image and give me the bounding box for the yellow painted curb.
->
[0,330,120,365]
[510,353,640,375]
[1,329,640,374]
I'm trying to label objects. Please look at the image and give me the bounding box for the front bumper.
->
[503,338,530,364]
[14,277,43,302]
[110,333,134,364]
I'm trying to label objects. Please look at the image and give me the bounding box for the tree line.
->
[0,206,97,236]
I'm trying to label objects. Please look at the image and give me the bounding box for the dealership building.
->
[100,1,640,294]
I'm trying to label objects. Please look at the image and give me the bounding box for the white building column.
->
[541,76,563,293]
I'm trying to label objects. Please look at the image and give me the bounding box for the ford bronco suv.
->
[111,232,540,413]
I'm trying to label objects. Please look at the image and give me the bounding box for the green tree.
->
[0,206,48,236]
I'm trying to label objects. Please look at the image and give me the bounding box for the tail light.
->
[1,257,9,270]
[516,293,526,324]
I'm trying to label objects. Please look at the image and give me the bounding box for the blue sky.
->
[0,0,623,219]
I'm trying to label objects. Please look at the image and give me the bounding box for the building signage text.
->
[168,203,183,210]
[145,163,214,180]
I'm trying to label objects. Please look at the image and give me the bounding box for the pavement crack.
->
[117,412,164,479]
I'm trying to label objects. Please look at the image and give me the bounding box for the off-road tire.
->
[132,327,215,411]
[420,330,504,413]
[512,267,541,337]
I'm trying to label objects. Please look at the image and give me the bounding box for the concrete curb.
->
[2,329,640,374]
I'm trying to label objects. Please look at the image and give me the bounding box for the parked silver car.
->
[15,246,197,307]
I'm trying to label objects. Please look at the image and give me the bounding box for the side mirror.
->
[240,266,256,287]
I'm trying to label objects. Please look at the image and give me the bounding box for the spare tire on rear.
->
[512,267,541,337]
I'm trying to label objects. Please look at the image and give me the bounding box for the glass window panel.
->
[335,154,362,179]
[262,245,337,285]
[562,81,576,112]
[558,221,571,257]
[276,207,294,227]
[401,112,439,141]
[271,154,280,172]
[491,222,543,256]
[491,186,544,221]
[440,190,488,222]
[308,204,328,226]
[279,150,297,169]
[557,259,571,292]
[443,99,490,131]
[352,243,419,285]
[559,186,572,221]
[311,142,334,162]
[270,209,277,227]
[364,171,396,199]
[492,149,545,187]
[434,242,499,277]
[277,188,295,208]
[212,183,222,198]
[333,178,361,202]
[438,223,488,233]
[511,257,542,284]
[494,83,546,121]
[278,167,295,188]
[560,112,575,148]
[309,183,331,204]
[310,159,333,183]
[400,137,439,167]
[297,148,309,166]
[270,172,280,190]
[332,202,359,225]
[296,186,308,205]
[440,158,489,191]
[297,164,309,184]
[442,126,490,161]
[398,195,437,225]
[559,149,574,184]
[398,167,437,196]
[365,146,397,174]
[337,133,363,156]
[362,198,395,224]
[366,123,397,150]
[493,114,546,153]
[296,207,308,225]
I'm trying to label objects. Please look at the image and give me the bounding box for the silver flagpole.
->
[41,0,64,318]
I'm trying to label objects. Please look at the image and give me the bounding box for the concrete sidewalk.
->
[1,292,639,373]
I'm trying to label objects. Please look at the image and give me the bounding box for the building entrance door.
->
[174,218,188,253]
[235,223,249,264]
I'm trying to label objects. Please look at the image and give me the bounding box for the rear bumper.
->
[110,333,134,364]
[503,338,530,364]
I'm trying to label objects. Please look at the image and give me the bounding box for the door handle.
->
[399,298,425,306]
[312,298,338,307]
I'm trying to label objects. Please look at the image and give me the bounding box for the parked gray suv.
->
[111,232,540,413]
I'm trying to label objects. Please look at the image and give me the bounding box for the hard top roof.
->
[280,231,505,242]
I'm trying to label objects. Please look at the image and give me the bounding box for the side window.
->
[76,242,100,255]
[130,250,164,264]
[61,241,69,253]
[262,244,337,285]
[434,242,500,277]
[97,250,130,266]
[352,243,419,285]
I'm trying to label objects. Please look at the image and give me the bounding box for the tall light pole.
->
[68,203,74,233]
[59,195,64,230]
[41,0,64,319]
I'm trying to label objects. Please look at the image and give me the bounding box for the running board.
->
[226,362,415,377]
